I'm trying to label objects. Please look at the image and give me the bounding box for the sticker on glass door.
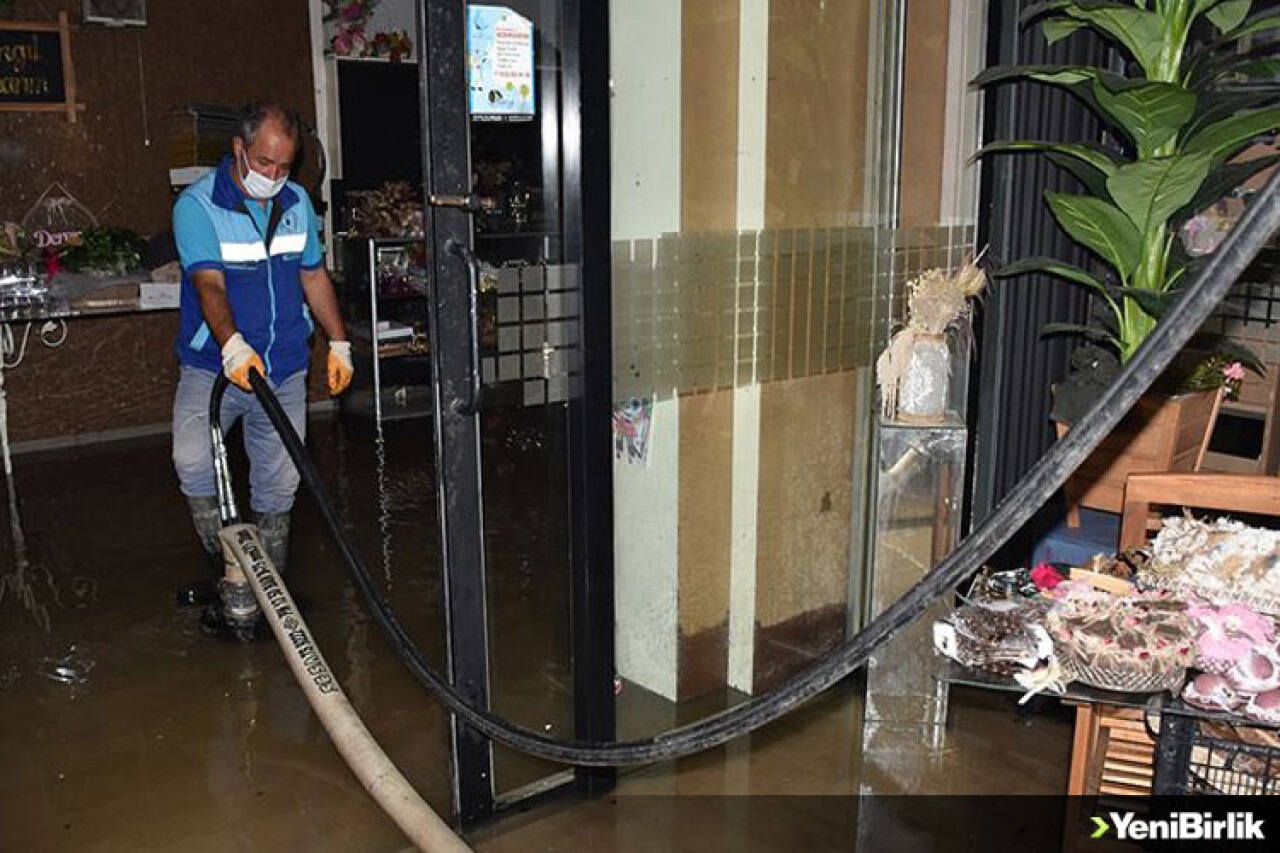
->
[467,5,535,121]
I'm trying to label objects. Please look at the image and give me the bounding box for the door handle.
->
[429,193,497,214]
[446,238,484,416]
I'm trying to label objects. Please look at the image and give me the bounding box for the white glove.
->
[221,333,264,390]
[328,340,353,395]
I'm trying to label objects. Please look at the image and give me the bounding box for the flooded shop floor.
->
[0,410,1074,852]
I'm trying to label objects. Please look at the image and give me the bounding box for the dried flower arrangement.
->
[876,257,987,421]
[348,182,425,239]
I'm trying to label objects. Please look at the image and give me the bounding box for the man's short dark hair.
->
[235,102,302,148]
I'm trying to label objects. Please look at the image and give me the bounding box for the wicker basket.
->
[1063,657,1187,695]
[1048,585,1198,696]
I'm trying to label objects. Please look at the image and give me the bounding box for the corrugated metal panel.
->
[969,0,1114,525]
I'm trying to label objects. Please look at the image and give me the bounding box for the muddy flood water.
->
[0,410,1074,852]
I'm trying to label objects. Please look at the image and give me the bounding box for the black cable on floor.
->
[246,168,1280,766]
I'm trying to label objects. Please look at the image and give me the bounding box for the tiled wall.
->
[611,224,977,401]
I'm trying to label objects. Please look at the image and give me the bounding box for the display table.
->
[941,661,1280,796]
[0,272,179,475]
[0,272,178,323]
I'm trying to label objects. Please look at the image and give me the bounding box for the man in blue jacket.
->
[172,102,352,586]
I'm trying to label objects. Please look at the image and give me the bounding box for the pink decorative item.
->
[1243,688,1280,725]
[1225,646,1280,695]
[1188,602,1274,673]
[1182,672,1242,713]
[1031,563,1065,592]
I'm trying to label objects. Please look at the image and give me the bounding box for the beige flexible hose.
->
[220,524,473,853]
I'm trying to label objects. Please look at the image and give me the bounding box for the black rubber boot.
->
[252,511,291,577]
[176,496,224,607]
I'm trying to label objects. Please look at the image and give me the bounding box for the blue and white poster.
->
[467,6,535,121]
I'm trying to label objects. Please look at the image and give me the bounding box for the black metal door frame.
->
[415,0,615,827]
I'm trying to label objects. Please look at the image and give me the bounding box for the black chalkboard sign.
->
[0,29,65,102]
[0,13,83,123]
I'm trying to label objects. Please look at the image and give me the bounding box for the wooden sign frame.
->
[0,12,84,123]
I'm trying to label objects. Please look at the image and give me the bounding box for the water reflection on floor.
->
[0,413,1073,852]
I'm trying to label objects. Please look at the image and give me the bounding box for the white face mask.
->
[239,152,287,199]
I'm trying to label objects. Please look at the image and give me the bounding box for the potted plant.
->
[977,0,1280,517]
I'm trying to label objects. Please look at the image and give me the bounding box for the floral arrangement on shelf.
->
[325,0,375,56]
[348,182,424,239]
[365,30,412,62]
[324,0,413,61]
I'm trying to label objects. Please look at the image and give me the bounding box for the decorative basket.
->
[933,598,1052,677]
[1138,517,1280,617]
[1061,657,1187,695]
[1047,583,1198,696]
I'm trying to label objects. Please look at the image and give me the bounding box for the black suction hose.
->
[209,373,239,527]
[248,168,1280,766]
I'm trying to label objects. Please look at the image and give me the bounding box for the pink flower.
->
[1223,362,1245,383]
[1031,562,1065,591]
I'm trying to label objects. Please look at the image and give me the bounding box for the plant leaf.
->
[1230,57,1280,81]
[1207,0,1253,34]
[1187,31,1280,86]
[1186,333,1265,374]
[1114,286,1177,318]
[1107,153,1213,239]
[1045,152,1112,196]
[1043,17,1086,44]
[1222,7,1280,43]
[1181,88,1280,143]
[1173,153,1280,224]
[1045,192,1145,277]
[1191,0,1219,15]
[971,64,1098,88]
[973,140,1120,178]
[1183,107,1280,161]
[1019,1,1074,27]
[1061,6,1166,77]
[996,257,1111,295]
[1042,322,1118,346]
[1093,79,1197,155]
[971,65,1116,122]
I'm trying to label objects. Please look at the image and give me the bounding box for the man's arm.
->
[191,269,239,346]
[300,266,347,342]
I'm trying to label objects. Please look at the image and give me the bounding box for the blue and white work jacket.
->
[173,155,323,383]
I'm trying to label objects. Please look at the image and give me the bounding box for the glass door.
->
[416,0,613,823]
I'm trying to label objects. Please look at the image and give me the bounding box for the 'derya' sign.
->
[0,29,65,102]
[0,13,82,123]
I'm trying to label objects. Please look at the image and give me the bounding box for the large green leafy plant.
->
[977,0,1280,365]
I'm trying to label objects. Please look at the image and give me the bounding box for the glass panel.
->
[328,236,456,817]
[468,0,577,797]
[607,0,986,740]
[609,0,893,728]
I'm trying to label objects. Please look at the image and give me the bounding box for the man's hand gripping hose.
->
[221,333,265,392]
